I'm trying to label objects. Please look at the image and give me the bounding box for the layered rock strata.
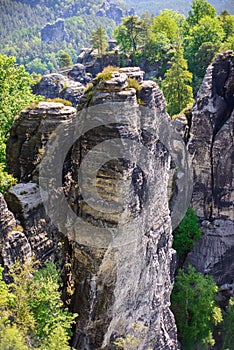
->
[185,51,234,288]
[7,101,76,182]
[6,70,179,349]
[33,73,85,106]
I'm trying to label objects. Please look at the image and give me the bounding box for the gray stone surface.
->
[7,101,76,182]
[41,18,69,43]
[33,73,84,106]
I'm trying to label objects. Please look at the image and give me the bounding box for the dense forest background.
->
[0,0,233,74]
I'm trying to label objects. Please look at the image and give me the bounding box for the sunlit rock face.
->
[185,51,234,289]
[33,73,85,106]
[6,101,77,182]
[5,71,179,349]
[63,73,178,349]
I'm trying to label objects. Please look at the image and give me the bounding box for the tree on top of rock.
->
[90,25,108,57]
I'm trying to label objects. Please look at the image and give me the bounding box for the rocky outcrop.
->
[96,1,135,24]
[60,73,178,349]
[7,101,77,182]
[41,18,69,43]
[7,71,179,349]
[33,73,85,106]
[0,183,64,268]
[188,51,234,221]
[0,192,32,267]
[185,51,234,287]
[67,64,92,84]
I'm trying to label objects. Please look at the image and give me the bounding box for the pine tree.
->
[90,25,108,57]
[162,45,193,116]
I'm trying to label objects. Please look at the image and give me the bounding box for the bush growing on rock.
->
[0,260,77,350]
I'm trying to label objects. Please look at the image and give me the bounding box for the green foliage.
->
[90,25,108,56]
[0,260,77,350]
[59,51,73,69]
[162,45,193,116]
[96,66,121,82]
[114,16,146,54]
[187,0,216,27]
[113,322,151,350]
[173,206,202,256]
[45,98,72,106]
[171,265,223,349]
[222,297,234,349]
[0,54,42,193]
[127,78,141,91]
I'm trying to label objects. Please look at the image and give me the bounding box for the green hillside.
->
[124,0,234,15]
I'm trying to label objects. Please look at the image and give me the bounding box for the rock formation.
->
[185,51,234,288]
[41,18,70,43]
[33,73,85,106]
[96,1,135,24]
[5,71,179,349]
[7,101,77,182]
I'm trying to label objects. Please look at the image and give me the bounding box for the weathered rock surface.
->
[41,18,69,43]
[7,101,76,182]
[188,51,234,221]
[96,0,135,24]
[6,69,180,349]
[185,51,234,287]
[67,63,92,84]
[0,183,64,268]
[33,73,85,106]
[60,76,178,349]
[185,220,234,285]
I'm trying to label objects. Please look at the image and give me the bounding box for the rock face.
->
[33,73,85,106]
[7,101,77,182]
[188,51,234,220]
[61,74,178,349]
[185,51,234,287]
[6,72,179,349]
[96,1,135,24]
[0,184,64,268]
[41,18,69,43]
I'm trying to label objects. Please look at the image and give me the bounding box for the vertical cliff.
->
[185,51,234,287]
[3,70,180,349]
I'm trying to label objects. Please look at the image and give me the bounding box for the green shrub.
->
[45,98,72,106]
[171,265,222,349]
[0,260,77,350]
[96,65,121,82]
[173,206,202,256]
[84,82,94,94]
[222,297,234,349]
[127,77,141,91]
[0,163,17,194]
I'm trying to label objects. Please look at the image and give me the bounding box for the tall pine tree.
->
[162,45,193,116]
[90,25,108,57]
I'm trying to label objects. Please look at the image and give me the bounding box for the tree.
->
[0,54,41,193]
[151,10,182,44]
[187,0,216,27]
[173,206,202,257]
[114,16,145,54]
[59,51,72,68]
[90,25,108,57]
[0,260,77,350]
[162,45,193,116]
[222,297,234,349]
[184,16,225,89]
[219,11,234,40]
[171,266,223,349]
